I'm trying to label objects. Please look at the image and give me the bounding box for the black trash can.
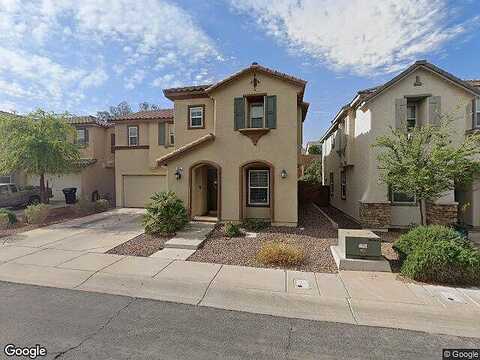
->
[62,187,77,204]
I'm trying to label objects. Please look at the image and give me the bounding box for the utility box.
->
[338,229,381,259]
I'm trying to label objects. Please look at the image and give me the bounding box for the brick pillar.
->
[359,202,391,229]
[426,202,458,225]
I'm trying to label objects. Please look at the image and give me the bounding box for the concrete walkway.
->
[1,211,479,339]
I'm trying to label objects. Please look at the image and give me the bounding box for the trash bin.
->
[62,187,77,204]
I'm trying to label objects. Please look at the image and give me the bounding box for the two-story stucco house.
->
[113,63,309,226]
[321,60,480,231]
[26,116,116,202]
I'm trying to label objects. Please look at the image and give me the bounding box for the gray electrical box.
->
[338,229,381,260]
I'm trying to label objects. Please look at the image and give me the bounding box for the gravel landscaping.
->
[107,233,172,257]
[0,206,97,239]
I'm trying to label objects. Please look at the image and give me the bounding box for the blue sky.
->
[0,0,479,144]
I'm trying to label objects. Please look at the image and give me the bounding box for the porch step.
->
[163,222,215,250]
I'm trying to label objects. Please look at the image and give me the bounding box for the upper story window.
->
[391,188,416,205]
[169,127,175,145]
[234,95,277,130]
[249,102,264,128]
[188,105,204,129]
[329,172,334,198]
[340,169,346,200]
[76,128,88,146]
[110,133,115,153]
[406,103,417,129]
[127,125,139,146]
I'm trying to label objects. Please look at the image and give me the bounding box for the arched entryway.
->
[239,160,274,222]
[189,161,221,221]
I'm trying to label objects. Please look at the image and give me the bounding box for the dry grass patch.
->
[256,241,305,267]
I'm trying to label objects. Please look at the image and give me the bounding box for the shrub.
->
[242,218,270,232]
[74,197,94,214]
[256,241,305,267]
[0,208,17,224]
[300,159,321,184]
[394,225,480,285]
[224,222,242,237]
[143,191,188,235]
[0,213,9,229]
[24,204,49,224]
[94,199,110,213]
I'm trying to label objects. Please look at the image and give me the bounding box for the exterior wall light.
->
[175,167,183,180]
[281,169,288,178]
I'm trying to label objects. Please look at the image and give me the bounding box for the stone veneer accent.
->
[359,202,391,229]
[426,202,458,225]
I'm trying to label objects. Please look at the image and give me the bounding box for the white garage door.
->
[29,174,82,201]
[123,175,167,208]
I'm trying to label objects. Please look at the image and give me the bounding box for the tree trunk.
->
[39,173,47,204]
[419,199,427,226]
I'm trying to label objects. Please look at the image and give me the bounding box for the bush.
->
[242,218,270,232]
[224,222,242,237]
[24,204,49,224]
[300,159,321,184]
[394,225,480,285]
[143,191,188,235]
[94,199,110,213]
[256,241,305,267]
[0,208,17,224]
[0,213,10,229]
[74,197,94,214]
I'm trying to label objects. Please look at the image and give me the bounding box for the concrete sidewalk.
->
[0,243,479,338]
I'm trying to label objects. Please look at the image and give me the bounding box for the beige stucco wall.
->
[323,67,477,227]
[163,72,302,226]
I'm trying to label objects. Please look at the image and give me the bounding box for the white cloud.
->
[230,0,472,75]
[0,0,222,111]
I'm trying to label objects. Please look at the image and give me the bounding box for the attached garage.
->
[28,173,82,201]
[123,175,167,208]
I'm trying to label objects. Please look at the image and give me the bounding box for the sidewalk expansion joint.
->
[72,256,125,289]
[197,264,223,306]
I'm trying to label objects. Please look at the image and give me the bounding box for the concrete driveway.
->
[1,208,144,252]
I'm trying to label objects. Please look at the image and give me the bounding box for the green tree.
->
[307,144,321,155]
[373,118,480,225]
[301,159,322,184]
[0,110,81,203]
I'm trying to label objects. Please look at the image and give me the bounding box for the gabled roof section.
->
[206,62,306,94]
[111,109,174,122]
[163,85,212,101]
[156,133,215,166]
[362,60,480,105]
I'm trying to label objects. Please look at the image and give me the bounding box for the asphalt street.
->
[0,281,477,359]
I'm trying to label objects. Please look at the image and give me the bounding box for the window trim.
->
[340,169,346,200]
[247,168,270,207]
[391,188,417,205]
[188,105,205,129]
[127,125,139,147]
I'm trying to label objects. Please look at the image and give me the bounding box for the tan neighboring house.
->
[25,116,116,202]
[321,60,480,230]
[113,63,309,226]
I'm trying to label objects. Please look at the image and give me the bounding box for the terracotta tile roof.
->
[156,133,215,166]
[206,62,306,93]
[112,109,174,122]
[66,115,111,127]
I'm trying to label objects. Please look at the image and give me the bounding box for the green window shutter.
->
[234,97,245,130]
[395,98,407,129]
[158,122,166,145]
[265,95,277,129]
[428,96,441,126]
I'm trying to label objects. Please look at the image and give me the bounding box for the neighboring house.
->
[321,60,480,230]
[114,63,309,226]
[26,116,116,202]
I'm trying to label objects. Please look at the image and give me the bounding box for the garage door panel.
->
[123,175,167,208]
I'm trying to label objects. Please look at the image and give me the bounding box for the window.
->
[76,128,87,146]
[0,174,11,183]
[110,134,115,153]
[391,188,416,205]
[169,128,175,145]
[127,126,139,146]
[248,169,269,206]
[189,106,204,128]
[407,104,416,129]
[329,172,334,198]
[250,103,264,128]
[340,170,346,200]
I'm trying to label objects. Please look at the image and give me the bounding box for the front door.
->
[206,167,218,214]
